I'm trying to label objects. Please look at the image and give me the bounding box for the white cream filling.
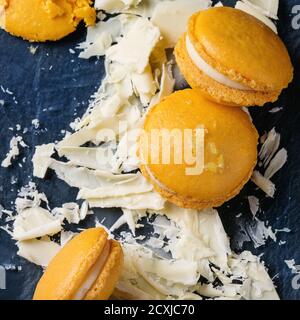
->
[73,240,111,300]
[185,35,252,91]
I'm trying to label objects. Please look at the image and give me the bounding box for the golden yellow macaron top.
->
[33,227,123,300]
[188,7,293,92]
[139,89,258,209]
[0,0,96,42]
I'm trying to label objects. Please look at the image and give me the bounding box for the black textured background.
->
[0,0,300,300]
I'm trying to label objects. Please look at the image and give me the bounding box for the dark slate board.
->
[0,0,299,300]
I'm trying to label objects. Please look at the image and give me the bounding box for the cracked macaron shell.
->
[139,89,259,209]
[33,227,124,300]
[0,0,96,42]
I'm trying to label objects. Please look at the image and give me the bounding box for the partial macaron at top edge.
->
[0,0,96,42]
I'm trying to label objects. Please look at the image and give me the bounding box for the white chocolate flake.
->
[151,0,212,48]
[235,1,277,33]
[13,207,62,241]
[17,237,61,268]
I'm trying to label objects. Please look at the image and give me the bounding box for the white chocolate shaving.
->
[235,1,278,33]
[259,128,281,167]
[1,136,27,168]
[32,144,55,178]
[251,170,276,197]
[88,192,165,210]
[17,237,61,268]
[241,0,279,19]
[13,207,62,241]
[150,63,175,107]
[106,18,160,73]
[264,148,287,179]
[248,196,260,217]
[95,0,142,13]
[151,0,212,48]
[78,173,153,199]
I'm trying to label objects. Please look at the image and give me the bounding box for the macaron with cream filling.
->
[33,227,123,300]
[175,7,293,107]
[139,89,259,209]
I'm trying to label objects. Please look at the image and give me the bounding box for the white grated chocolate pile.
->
[0,0,288,300]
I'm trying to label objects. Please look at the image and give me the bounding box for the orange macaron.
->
[175,7,293,107]
[0,0,96,42]
[33,227,123,300]
[139,89,258,209]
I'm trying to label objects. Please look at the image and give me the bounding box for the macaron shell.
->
[84,241,124,300]
[175,34,280,107]
[0,0,95,42]
[140,163,255,209]
[139,89,258,209]
[33,228,108,300]
[188,7,293,91]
